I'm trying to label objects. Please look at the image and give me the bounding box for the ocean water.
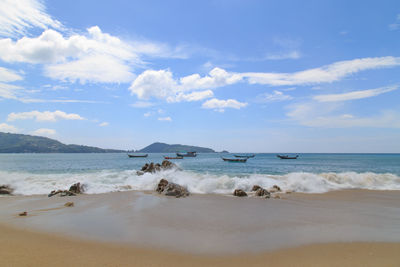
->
[0,153,399,195]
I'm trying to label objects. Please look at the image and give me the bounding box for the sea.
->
[0,153,399,196]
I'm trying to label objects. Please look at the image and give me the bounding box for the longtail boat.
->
[276,155,298,159]
[164,156,183,159]
[221,157,247,162]
[176,151,197,157]
[234,154,255,158]
[128,154,148,158]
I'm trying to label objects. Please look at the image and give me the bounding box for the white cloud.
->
[129,67,242,101]
[7,110,85,122]
[313,85,398,102]
[389,14,400,31]
[31,128,56,136]
[0,123,19,133]
[0,0,62,38]
[144,112,152,117]
[167,90,214,102]
[158,116,172,122]
[99,122,109,127]
[0,67,23,82]
[243,56,400,86]
[287,102,400,128]
[265,51,301,60]
[202,98,248,112]
[257,90,293,102]
[0,83,23,100]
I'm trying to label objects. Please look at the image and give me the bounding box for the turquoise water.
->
[0,153,399,195]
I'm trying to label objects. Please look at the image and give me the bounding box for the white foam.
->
[1,169,400,196]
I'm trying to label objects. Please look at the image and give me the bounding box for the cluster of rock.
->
[0,185,13,195]
[48,182,85,197]
[137,160,177,176]
[233,184,289,199]
[156,178,189,198]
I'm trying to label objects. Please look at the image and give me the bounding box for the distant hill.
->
[138,142,215,153]
[0,132,125,153]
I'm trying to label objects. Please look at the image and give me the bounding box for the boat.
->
[221,157,247,162]
[276,155,298,159]
[164,156,183,159]
[234,154,255,158]
[128,154,148,158]
[176,151,197,157]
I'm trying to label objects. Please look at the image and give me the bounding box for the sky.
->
[0,0,400,153]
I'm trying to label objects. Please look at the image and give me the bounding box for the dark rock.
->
[156,179,189,198]
[69,182,85,194]
[161,160,176,170]
[139,160,177,175]
[141,163,149,171]
[233,189,247,197]
[0,185,13,195]
[48,189,76,197]
[255,188,271,198]
[251,185,262,192]
[19,211,27,216]
[273,185,281,192]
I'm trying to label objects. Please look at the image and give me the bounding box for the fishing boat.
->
[176,151,197,157]
[276,155,298,159]
[164,156,183,159]
[221,157,247,162]
[234,154,255,158]
[128,154,148,158]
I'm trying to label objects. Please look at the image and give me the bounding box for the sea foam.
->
[1,169,400,196]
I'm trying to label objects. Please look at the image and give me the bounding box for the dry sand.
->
[0,189,400,266]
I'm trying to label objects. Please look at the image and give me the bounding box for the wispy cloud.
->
[0,0,62,38]
[131,101,156,108]
[158,116,172,122]
[31,128,56,136]
[0,123,19,133]
[264,51,301,60]
[202,98,247,112]
[257,90,293,103]
[7,110,85,122]
[389,14,400,30]
[313,85,398,102]
[99,122,109,127]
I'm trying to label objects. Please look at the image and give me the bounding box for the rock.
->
[156,179,189,198]
[139,161,177,175]
[48,189,76,197]
[0,185,13,195]
[161,160,176,170]
[251,185,262,192]
[255,188,270,198]
[141,163,149,171]
[69,182,85,194]
[136,171,144,176]
[156,179,169,193]
[285,190,293,194]
[19,211,27,216]
[233,189,247,197]
[64,202,74,207]
[272,185,281,192]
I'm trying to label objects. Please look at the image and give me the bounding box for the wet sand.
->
[0,189,400,265]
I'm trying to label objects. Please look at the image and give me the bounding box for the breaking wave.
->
[1,168,400,196]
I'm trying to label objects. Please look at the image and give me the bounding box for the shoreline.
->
[1,223,399,266]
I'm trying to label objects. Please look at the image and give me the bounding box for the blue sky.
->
[0,0,399,152]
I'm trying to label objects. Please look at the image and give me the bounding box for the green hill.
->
[138,142,215,153]
[0,132,124,153]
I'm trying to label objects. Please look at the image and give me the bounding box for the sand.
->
[0,189,400,266]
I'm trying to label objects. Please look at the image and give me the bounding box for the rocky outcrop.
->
[19,211,27,216]
[137,160,177,175]
[156,179,189,198]
[48,183,85,197]
[255,188,271,198]
[233,189,247,197]
[269,185,282,193]
[0,185,13,195]
[251,185,262,192]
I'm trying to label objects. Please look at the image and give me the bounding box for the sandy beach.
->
[0,189,400,266]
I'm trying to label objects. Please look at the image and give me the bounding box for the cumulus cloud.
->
[0,0,62,38]
[257,90,293,102]
[158,116,172,121]
[202,98,248,112]
[243,56,400,86]
[0,123,19,133]
[313,85,398,102]
[167,90,214,102]
[129,67,242,101]
[7,110,85,122]
[31,128,56,136]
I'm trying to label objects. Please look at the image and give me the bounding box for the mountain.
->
[138,142,215,153]
[0,132,125,153]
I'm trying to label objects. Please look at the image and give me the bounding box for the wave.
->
[1,169,400,196]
